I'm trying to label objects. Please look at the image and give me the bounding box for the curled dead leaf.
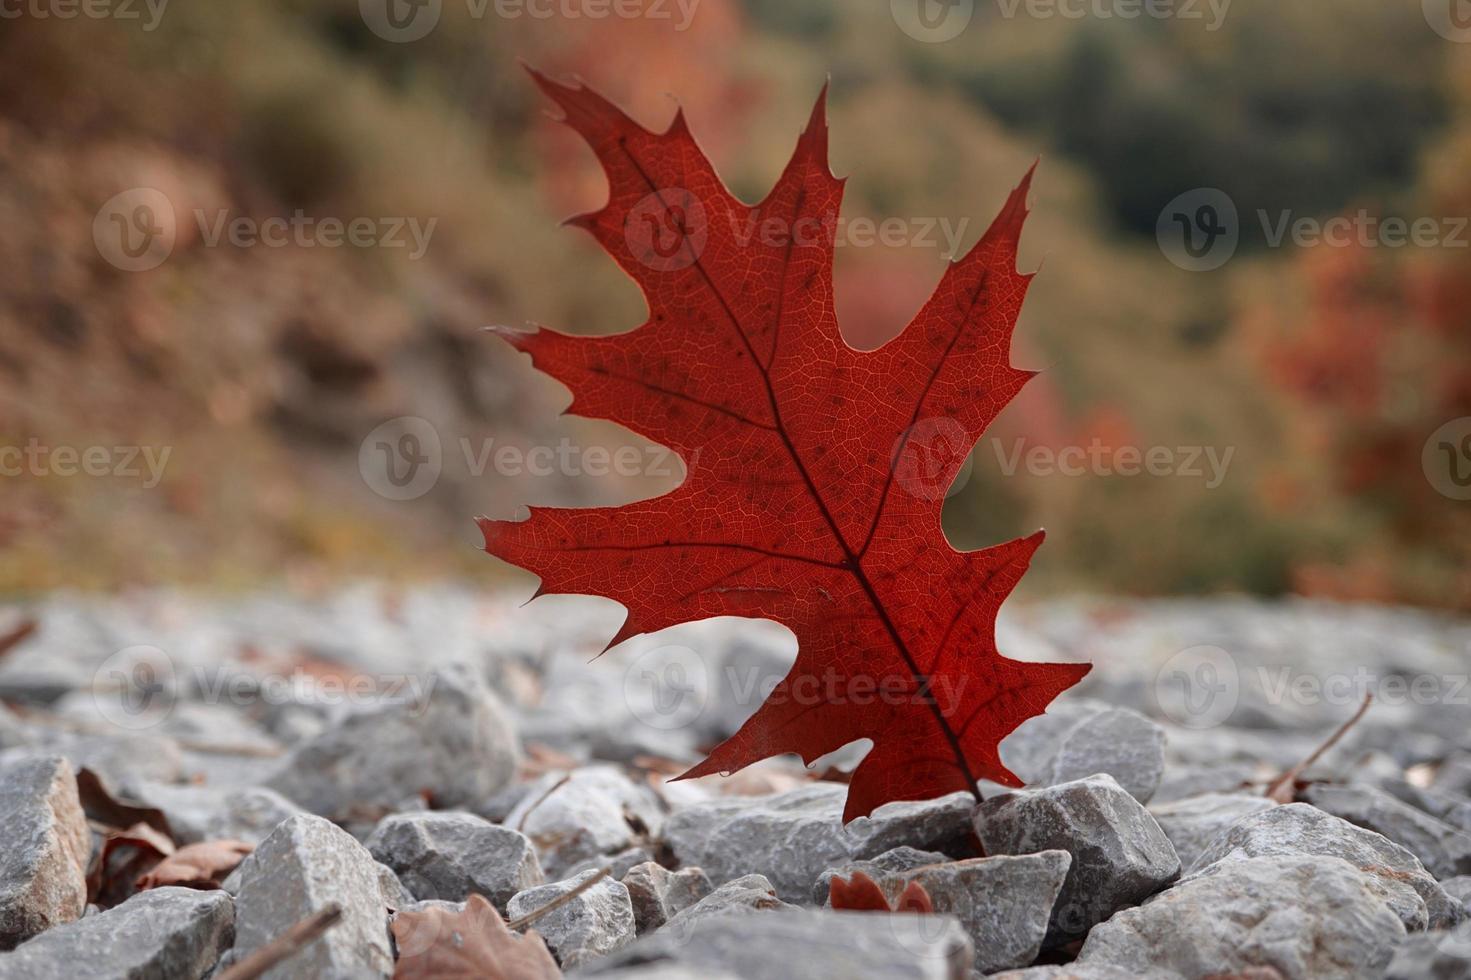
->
[136,839,253,891]
[392,894,561,980]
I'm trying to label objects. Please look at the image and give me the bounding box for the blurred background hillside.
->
[1,0,1468,608]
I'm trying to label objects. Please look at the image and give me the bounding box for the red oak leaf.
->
[829,871,934,914]
[480,69,1091,821]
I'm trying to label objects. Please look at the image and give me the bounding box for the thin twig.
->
[507,868,609,930]
[1264,693,1373,804]
[514,773,570,833]
[215,905,343,980]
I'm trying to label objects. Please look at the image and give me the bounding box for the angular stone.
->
[1303,783,1471,880]
[231,814,394,978]
[998,700,1109,785]
[366,811,542,911]
[1384,922,1471,979]
[662,784,974,903]
[376,863,414,909]
[507,869,635,969]
[0,888,233,979]
[1043,708,1166,803]
[663,875,793,932]
[899,852,1071,975]
[0,756,89,950]
[622,862,711,933]
[1151,760,1259,804]
[565,846,655,882]
[584,908,973,979]
[1074,856,1406,980]
[267,663,518,823]
[1192,803,1466,930]
[813,846,949,905]
[1148,793,1275,871]
[1382,778,1471,834]
[1435,754,1471,799]
[505,767,662,880]
[133,783,302,846]
[974,774,1180,945]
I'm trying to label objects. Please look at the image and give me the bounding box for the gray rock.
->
[813,846,949,905]
[376,863,414,909]
[622,862,711,933]
[662,784,974,903]
[231,814,394,978]
[133,784,302,846]
[1382,778,1471,834]
[1150,760,1259,804]
[974,774,1180,946]
[584,907,973,979]
[505,767,662,880]
[1444,875,1471,910]
[1191,802,1467,930]
[1148,793,1276,871]
[565,846,655,881]
[1074,856,1406,980]
[899,852,1071,975]
[0,707,31,752]
[0,887,233,979]
[42,733,185,791]
[266,663,518,823]
[663,875,793,932]
[0,756,89,949]
[998,700,1109,784]
[1434,754,1471,799]
[366,811,542,911]
[988,968,1135,980]
[506,869,636,969]
[1304,783,1471,880]
[1043,708,1166,803]
[1384,921,1471,979]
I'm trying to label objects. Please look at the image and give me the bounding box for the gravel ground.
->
[0,586,1467,978]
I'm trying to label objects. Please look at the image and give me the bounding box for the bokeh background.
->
[2,0,1468,608]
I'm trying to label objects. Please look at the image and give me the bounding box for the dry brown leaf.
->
[136,839,253,891]
[88,821,177,908]
[75,767,173,838]
[392,894,561,980]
